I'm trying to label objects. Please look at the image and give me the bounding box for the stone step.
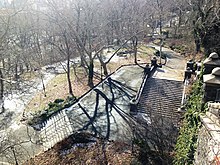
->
[39,110,73,151]
[137,78,183,126]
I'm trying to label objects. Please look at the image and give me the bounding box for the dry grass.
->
[138,45,156,61]
[25,68,90,112]
[164,37,206,61]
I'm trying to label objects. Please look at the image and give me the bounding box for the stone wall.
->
[195,103,220,165]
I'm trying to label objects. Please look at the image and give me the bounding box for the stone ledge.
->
[201,116,220,143]
[208,102,220,110]
[206,111,220,127]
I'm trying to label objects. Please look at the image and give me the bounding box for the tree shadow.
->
[39,69,183,164]
[0,111,14,129]
[73,76,138,141]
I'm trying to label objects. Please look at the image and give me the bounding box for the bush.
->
[48,102,58,108]
[54,98,65,104]
[28,96,77,128]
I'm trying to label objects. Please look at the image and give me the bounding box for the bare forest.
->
[0,0,219,164]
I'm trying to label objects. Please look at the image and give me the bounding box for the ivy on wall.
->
[173,78,207,165]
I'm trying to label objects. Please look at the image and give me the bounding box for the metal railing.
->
[129,65,157,113]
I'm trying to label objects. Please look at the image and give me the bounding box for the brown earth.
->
[24,138,137,165]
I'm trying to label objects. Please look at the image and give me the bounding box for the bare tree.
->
[0,4,20,112]
[187,0,220,53]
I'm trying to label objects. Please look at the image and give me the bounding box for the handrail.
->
[181,80,188,105]
[177,78,190,112]
[132,65,157,105]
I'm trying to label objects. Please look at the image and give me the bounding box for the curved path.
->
[148,44,186,81]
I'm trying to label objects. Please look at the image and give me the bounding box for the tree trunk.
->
[7,57,11,73]
[194,29,201,53]
[80,51,85,67]
[19,64,24,74]
[159,38,164,65]
[15,61,20,90]
[195,39,201,53]
[67,54,73,96]
[0,69,4,97]
[103,63,108,76]
[0,68,4,113]
[178,9,182,27]
[15,62,19,81]
[40,73,46,97]
[97,55,108,77]
[88,60,94,88]
[132,37,138,64]
[64,31,74,96]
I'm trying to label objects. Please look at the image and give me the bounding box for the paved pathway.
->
[39,65,146,151]
[148,44,186,81]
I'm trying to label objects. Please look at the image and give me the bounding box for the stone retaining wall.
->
[195,103,220,165]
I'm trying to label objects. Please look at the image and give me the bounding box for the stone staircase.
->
[137,78,183,125]
[39,110,73,151]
